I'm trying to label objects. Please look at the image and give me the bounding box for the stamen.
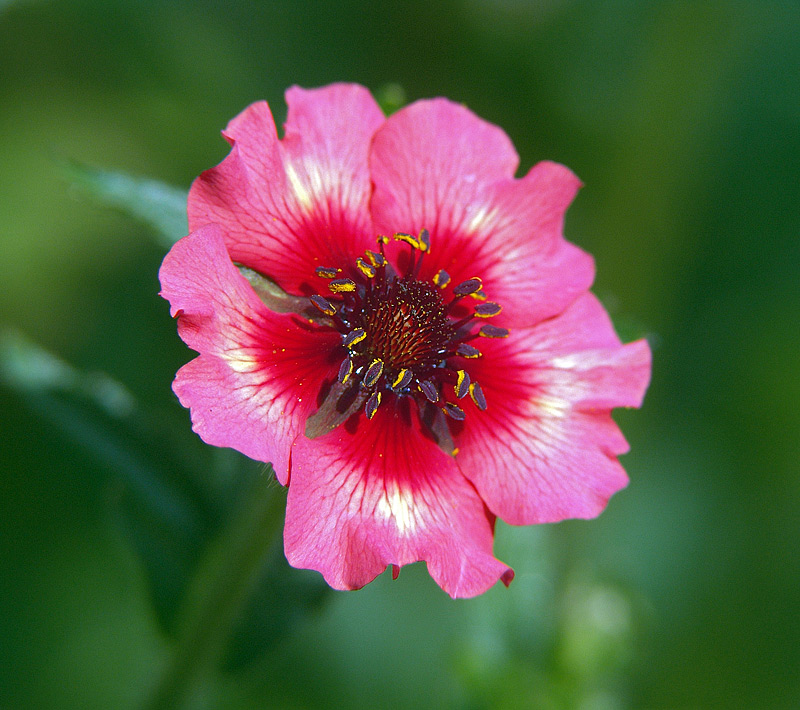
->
[453,277,483,297]
[364,250,385,267]
[469,382,487,411]
[356,257,376,279]
[479,324,509,338]
[456,343,482,359]
[362,359,384,389]
[365,391,382,419]
[343,328,367,349]
[338,357,354,384]
[418,228,431,252]
[310,295,337,316]
[308,226,501,439]
[392,368,413,389]
[329,278,357,293]
[454,370,470,399]
[393,232,422,250]
[418,380,439,403]
[474,302,502,317]
[444,402,466,420]
[433,269,451,288]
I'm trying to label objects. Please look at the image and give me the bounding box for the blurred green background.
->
[1,0,798,708]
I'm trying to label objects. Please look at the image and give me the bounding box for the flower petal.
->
[159,225,342,483]
[370,99,593,325]
[455,293,651,525]
[188,84,385,295]
[285,399,513,598]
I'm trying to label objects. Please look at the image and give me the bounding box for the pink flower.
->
[159,84,651,598]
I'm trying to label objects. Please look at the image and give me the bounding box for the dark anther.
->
[365,249,386,267]
[311,295,337,316]
[474,302,502,317]
[469,382,487,411]
[418,379,439,403]
[456,343,482,359]
[338,358,353,384]
[455,370,471,399]
[392,369,413,390]
[315,266,340,278]
[418,228,431,252]
[453,278,483,297]
[479,324,509,338]
[365,391,382,419]
[343,328,367,349]
[362,359,384,389]
[444,402,466,420]
[433,269,451,288]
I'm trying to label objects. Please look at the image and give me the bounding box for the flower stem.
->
[143,474,285,710]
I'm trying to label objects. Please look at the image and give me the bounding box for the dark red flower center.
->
[308,230,508,435]
[362,278,453,372]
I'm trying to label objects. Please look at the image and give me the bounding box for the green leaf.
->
[62,160,188,248]
[0,330,213,629]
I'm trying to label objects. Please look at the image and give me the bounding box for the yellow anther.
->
[469,382,487,411]
[392,368,410,389]
[364,249,385,267]
[433,270,451,288]
[418,228,431,252]
[356,257,376,279]
[315,266,340,278]
[329,279,357,293]
[454,369,470,399]
[393,232,422,250]
[344,329,367,349]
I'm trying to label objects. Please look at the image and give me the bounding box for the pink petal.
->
[188,84,385,295]
[455,293,652,525]
[159,225,342,483]
[370,100,593,325]
[284,399,513,598]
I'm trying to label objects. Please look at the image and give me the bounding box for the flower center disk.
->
[363,278,453,373]
[310,230,508,430]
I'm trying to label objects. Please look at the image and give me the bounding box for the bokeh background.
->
[1,1,798,708]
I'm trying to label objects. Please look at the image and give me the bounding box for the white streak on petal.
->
[465,204,498,234]
[376,480,420,535]
[285,162,312,209]
[222,348,261,373]
[550,354,582,369]
[533,395,570,419]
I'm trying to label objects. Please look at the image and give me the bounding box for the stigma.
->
[310,230,508,432]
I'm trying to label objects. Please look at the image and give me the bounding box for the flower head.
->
[159,84,651,598]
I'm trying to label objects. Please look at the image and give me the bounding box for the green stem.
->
[143,475,285,710]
